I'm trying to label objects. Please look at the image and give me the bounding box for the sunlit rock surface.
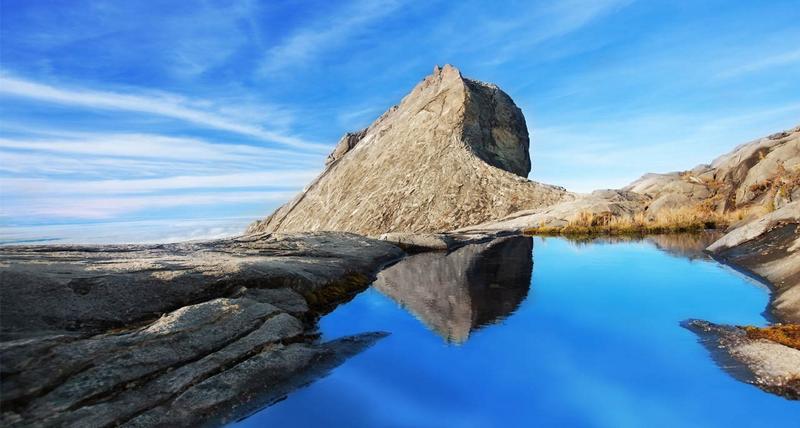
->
[686,320,800,400]
[247,65,569,235]
[462,126,800,233]
[627,126,800,215]
[707,201,800,324]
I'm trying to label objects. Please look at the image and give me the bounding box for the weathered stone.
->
[235,287,309,315]
[459,189,648,232]
[247,65,569,235]
[122,333,387,428]
[0,232,404,338]
[685,320,800,399]
[626,125,800,213]
[706,201,800,323]
[377,230,512,253]
[0,232,404,427]
[645,193,694,217]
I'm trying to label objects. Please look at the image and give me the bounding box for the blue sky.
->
[1,0,799,241]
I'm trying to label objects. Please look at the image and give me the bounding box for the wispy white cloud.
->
[0,75,326,151]
[0,217,254,245]
[1,191,294,220]
[0,170,318,195]
[337,105,384,130]
[260,0,405,74]
[5,1,260,79]
[435,0,633,67]
[0,132,322,165]
[716,48,800,78]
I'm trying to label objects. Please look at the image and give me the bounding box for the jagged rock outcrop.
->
[248,65,569,236]
[627,126,800,215]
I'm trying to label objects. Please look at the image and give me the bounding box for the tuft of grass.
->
[744,324,800,350]
[524,205,763,237]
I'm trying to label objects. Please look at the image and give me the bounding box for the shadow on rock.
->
[374,236,533,343]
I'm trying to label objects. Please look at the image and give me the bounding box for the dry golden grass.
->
[744,324,800,350]
[523,205,766,237]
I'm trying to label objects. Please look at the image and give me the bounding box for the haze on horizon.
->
[1,0,799,242]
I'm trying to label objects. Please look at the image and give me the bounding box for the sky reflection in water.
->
[237,236,798,427]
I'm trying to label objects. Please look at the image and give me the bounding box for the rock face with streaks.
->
[0,233,403,427]
[247,65,569,236]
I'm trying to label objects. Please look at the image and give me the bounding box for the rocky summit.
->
[247,65,569,236]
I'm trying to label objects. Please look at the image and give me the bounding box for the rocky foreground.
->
[692,202,800,398]
[0,233,409,427]
[0,230,509,427]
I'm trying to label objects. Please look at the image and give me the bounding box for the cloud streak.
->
[1,191,294,220]
[0,75,327,151]
[0,132,322,164]
[1,170,318,195]
[717,48,800,78]
[260,0,404,74]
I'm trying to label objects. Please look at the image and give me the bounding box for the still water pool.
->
[237,235,798,427]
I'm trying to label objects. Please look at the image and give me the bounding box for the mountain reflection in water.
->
[374,236,532,343]
[239,233,797,428]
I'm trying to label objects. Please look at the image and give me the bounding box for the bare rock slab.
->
[685,320,800,399]
[0,232,403,338]
[706,201,800,323]
[0,232,403,427]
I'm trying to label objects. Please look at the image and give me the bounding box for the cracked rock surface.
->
[0,232,403,427]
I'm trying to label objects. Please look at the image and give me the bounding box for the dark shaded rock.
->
[121,332,387,428]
